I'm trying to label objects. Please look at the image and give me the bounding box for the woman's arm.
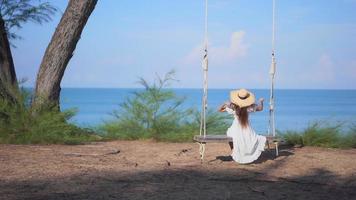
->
[218,101,230,112]
[219,104,226,112]
[255,98,264,112]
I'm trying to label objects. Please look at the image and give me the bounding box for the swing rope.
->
[196,0,279,160]
[199,0,209,138]
[268,0,277,137]
[199,0,277,138]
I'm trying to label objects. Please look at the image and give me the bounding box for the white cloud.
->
[211,31,248,63]
[182,31,248,66]
[296,54,335,83]
[277,54,340,89]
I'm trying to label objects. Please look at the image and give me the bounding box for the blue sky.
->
[12,0,356,89]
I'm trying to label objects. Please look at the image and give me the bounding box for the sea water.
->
[60,88,356,133]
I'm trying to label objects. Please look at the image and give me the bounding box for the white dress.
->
[226,107,266,164]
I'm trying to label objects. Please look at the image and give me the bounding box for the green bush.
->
[0,88,98,144]
[340,123,356,148]
[100,71,230,142]
[282,122,356,148]
[191,108,231,135]
[282,130,303,146]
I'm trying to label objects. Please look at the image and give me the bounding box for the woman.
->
[219,88,266,164]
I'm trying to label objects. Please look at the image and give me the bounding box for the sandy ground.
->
[0,141,356,200]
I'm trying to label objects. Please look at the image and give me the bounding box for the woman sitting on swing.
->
[219,88,266,164]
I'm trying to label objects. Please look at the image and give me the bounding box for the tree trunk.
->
[33,0,97,110]
[0,15,18,101]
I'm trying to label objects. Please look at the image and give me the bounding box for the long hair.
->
[238,107,249,128]
[231,103,249,128]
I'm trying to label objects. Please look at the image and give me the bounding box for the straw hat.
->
[230,89,255,108]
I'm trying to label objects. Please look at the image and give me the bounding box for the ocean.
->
[60,88,356,133]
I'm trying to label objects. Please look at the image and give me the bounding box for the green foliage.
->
[302,123,342,148]
[0,0,57,40]
[100,71,230,142]
[191,108,231,135]
[282,122,356,148]
[282,130,303,146]
[157,109,231,142]
[340,123,356,148]
[0,88,98,144]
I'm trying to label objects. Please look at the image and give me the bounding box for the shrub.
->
[302,123,342,148]
[340,123,356,148]
[282,130,303,146]
[100,71,230,142]
[0,88,98,144]
[191,108,231,135]
[282,122,356,148]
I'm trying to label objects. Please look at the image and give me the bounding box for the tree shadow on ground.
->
[215,145,294,164]
[1,162,355,200]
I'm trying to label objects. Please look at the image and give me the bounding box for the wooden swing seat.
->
[194,134,279,143]
[194,134,280,161]
[193,135,232,143]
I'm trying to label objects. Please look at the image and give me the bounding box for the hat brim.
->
[230,90,255,108]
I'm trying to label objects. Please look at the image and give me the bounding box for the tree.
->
[0,0,56,100]
[33,0,97,110]
[0,15,16,100]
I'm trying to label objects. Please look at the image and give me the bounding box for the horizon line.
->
[22,87,356,90]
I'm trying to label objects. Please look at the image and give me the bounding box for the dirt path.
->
[1,141,355,200]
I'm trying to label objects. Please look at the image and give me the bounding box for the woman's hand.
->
[219,104,227,112]
[219,102,230,112]
[255,98,264,112]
